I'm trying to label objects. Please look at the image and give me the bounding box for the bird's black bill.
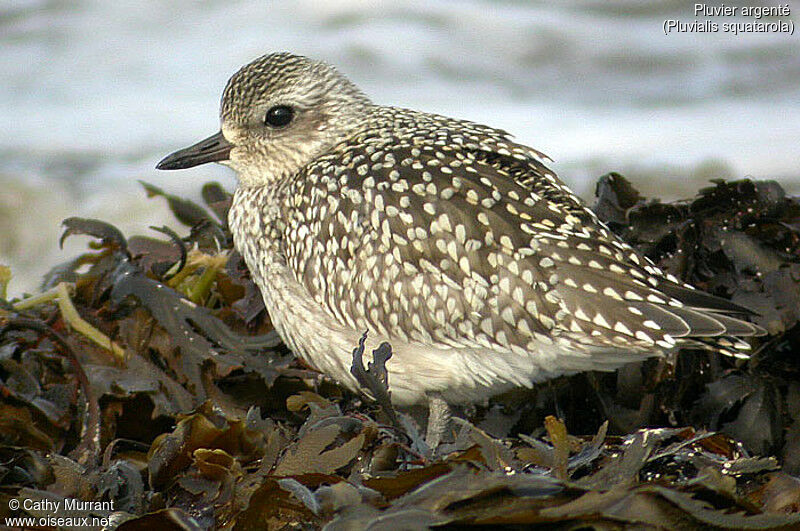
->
[156,131,232,170]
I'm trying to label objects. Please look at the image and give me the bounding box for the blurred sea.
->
[1,0,799,294]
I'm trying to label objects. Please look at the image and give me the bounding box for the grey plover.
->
[158,52,764,443]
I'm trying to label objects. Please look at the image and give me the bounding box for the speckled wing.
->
[280,124,761,358]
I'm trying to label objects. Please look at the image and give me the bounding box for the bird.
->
[157,52,764,445]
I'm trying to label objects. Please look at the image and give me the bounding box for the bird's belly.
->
[237,243,631,406]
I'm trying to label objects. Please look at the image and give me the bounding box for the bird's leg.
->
[548,380,566,422]
[425,392,452,451]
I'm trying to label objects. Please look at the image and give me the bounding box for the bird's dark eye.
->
[264,105,294,127]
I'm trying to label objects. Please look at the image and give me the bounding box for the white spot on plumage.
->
[614,322,633,336]
[593,313,611,329]
[539,257,555,268]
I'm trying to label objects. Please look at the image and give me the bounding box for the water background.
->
[1,0,798,294]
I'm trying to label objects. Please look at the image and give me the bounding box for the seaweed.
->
[350,332,399,428]
[0,175,799,529]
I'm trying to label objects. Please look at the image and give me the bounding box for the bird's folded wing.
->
[280,131,762,357]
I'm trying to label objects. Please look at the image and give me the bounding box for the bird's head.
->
[157,52,372,186]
